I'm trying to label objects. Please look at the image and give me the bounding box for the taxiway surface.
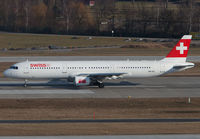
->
[0,77,199,98]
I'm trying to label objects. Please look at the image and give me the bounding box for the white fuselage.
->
[3,35,194,88]
[3,60,192,79]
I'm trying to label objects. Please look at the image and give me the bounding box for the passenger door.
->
[23,64,29,74]
[62,64,67,73]
[160,62,166,74]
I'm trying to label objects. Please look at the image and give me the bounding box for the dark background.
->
[0,0,199,38]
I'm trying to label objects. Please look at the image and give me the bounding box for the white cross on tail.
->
[176,42,187,54]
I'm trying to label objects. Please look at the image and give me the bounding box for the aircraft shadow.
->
[0,80,140,89]
[104,81,140,86]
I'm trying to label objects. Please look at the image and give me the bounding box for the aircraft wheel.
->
[98,83,104,88]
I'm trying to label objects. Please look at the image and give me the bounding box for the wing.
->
[77,73,126,80]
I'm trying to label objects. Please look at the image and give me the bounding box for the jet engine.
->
[74,76,91,86]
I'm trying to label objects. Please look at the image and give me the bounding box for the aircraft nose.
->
[3,69,10,77]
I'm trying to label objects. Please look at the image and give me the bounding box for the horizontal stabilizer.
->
[173,63,194,71]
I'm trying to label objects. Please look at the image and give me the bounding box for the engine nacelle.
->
[74,76,91,86]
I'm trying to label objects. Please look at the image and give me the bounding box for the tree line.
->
[0,0,199,38]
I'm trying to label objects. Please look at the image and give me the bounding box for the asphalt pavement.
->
[0,77,199,98]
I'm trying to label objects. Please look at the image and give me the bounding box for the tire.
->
[98,83,104,88]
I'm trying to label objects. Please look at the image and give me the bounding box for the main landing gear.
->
[93,81,104,88]
[98,82,104,88]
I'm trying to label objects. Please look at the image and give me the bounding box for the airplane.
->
[3,35,194,88]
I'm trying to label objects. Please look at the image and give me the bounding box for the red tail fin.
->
[166,35,192,58]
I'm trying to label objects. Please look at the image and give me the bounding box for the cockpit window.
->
[10,66,18,70]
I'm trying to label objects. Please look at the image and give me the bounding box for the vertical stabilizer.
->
[161,35,192,62]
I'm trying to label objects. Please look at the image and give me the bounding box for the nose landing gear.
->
[24,79,28,87]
